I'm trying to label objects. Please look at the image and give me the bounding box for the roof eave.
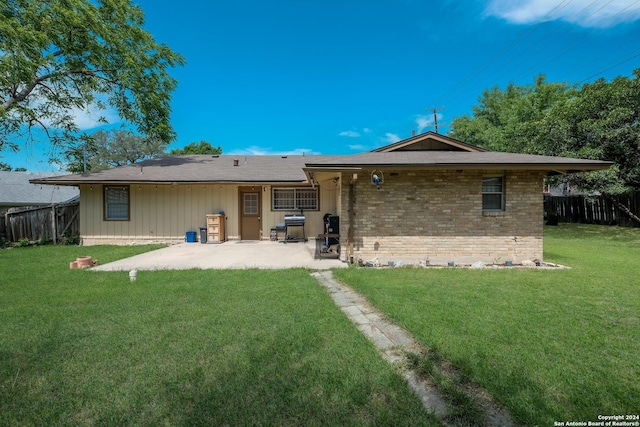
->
[304,162,613,173]
[30,178,310,186]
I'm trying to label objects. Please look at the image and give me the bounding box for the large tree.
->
[449,75,576,153]
[169,141,222,155]
[0,0,184,152]
[537,70,640,221]
[62,129,166,172]
[449,70,640,223]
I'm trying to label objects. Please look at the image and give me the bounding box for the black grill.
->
[283,215,306,242]
[284,214,305,226]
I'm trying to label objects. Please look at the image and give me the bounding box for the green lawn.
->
[334,224,640,426]
[0,245,434,426]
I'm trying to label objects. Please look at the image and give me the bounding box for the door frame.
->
[238,186,262,240]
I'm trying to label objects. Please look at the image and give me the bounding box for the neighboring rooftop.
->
[0,171,79,209]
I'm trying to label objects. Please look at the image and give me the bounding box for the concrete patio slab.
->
[92,240,347,271]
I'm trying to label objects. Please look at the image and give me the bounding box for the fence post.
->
[51,204,57,245]
[6,211,13,242]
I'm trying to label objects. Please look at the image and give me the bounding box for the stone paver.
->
[312,270,516,427]
[311,271,449,418]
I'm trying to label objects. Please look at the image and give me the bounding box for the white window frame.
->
[104,185,130,220]
[272,187,318,211]
[482,175,505,211]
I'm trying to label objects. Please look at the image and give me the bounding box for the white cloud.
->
[227,146,270,155]
[339,130,361,137]
[415,115,433,133]
[348,144,367,151]
[485,0,640,28]
[416,113,444,133]
[363,128,372,134]
[385,133,401,144]
[26,89,120,131]
[71,105,119,130]
[227,146,320,155]
[28,101,119,131]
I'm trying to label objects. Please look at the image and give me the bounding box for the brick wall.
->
[339,169,546,264]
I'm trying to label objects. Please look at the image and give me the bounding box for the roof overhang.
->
[30,178,310,186]
[303,157,613,182]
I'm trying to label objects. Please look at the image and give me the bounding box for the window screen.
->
[482,176,504,211]
[273,188,318,211]
[104,186,129,220]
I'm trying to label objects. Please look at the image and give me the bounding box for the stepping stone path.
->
[311,270,515,427]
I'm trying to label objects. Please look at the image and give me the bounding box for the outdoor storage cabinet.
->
[206,214,225,243]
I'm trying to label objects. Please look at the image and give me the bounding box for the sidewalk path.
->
[311,270,515,427]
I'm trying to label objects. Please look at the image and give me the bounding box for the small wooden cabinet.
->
[206,214,225,243]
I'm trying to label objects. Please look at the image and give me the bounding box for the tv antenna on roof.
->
[427,106,446,134]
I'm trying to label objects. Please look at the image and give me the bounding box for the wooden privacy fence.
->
[1,201,79,244]
[545,194,640,226]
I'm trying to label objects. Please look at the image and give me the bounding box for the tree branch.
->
[2,68,118,111]
[605,194,640,225]
[2,81,38,110]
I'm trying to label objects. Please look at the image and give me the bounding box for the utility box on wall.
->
[206,214,225,243]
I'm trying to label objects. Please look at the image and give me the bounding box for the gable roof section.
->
[30,155,333,186]
[303,151,613,174]
[0,171,79,207]
[372,131,487,153]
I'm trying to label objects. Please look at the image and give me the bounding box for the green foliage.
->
[11,237,32,247]
[450,74,576,153]
[450,69,640,199]
[0,160,11,170]
[62,129,167,172]
[0,0,185,151]
[57,233,80,245]
[335,224,640,425]
[169,140,222,155]
[539,69,640,195]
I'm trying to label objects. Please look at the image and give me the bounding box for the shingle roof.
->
[29,148,613,187]
[303,151,613,173]
[0,171,79,207]
[30,155,335,185]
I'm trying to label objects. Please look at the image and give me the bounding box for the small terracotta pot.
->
[76,256,93,267]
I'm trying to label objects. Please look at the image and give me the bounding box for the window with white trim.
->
[104,185,130,220]
[272,187,318,211]
[482,176,504,211]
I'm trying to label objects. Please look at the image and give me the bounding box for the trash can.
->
[199,227,207,244]
[185,231,197,243]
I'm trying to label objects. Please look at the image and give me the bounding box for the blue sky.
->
[4,0,640,170]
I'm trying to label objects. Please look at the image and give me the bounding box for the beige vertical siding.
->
[79,181,340,245]
[260,178,340,239]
